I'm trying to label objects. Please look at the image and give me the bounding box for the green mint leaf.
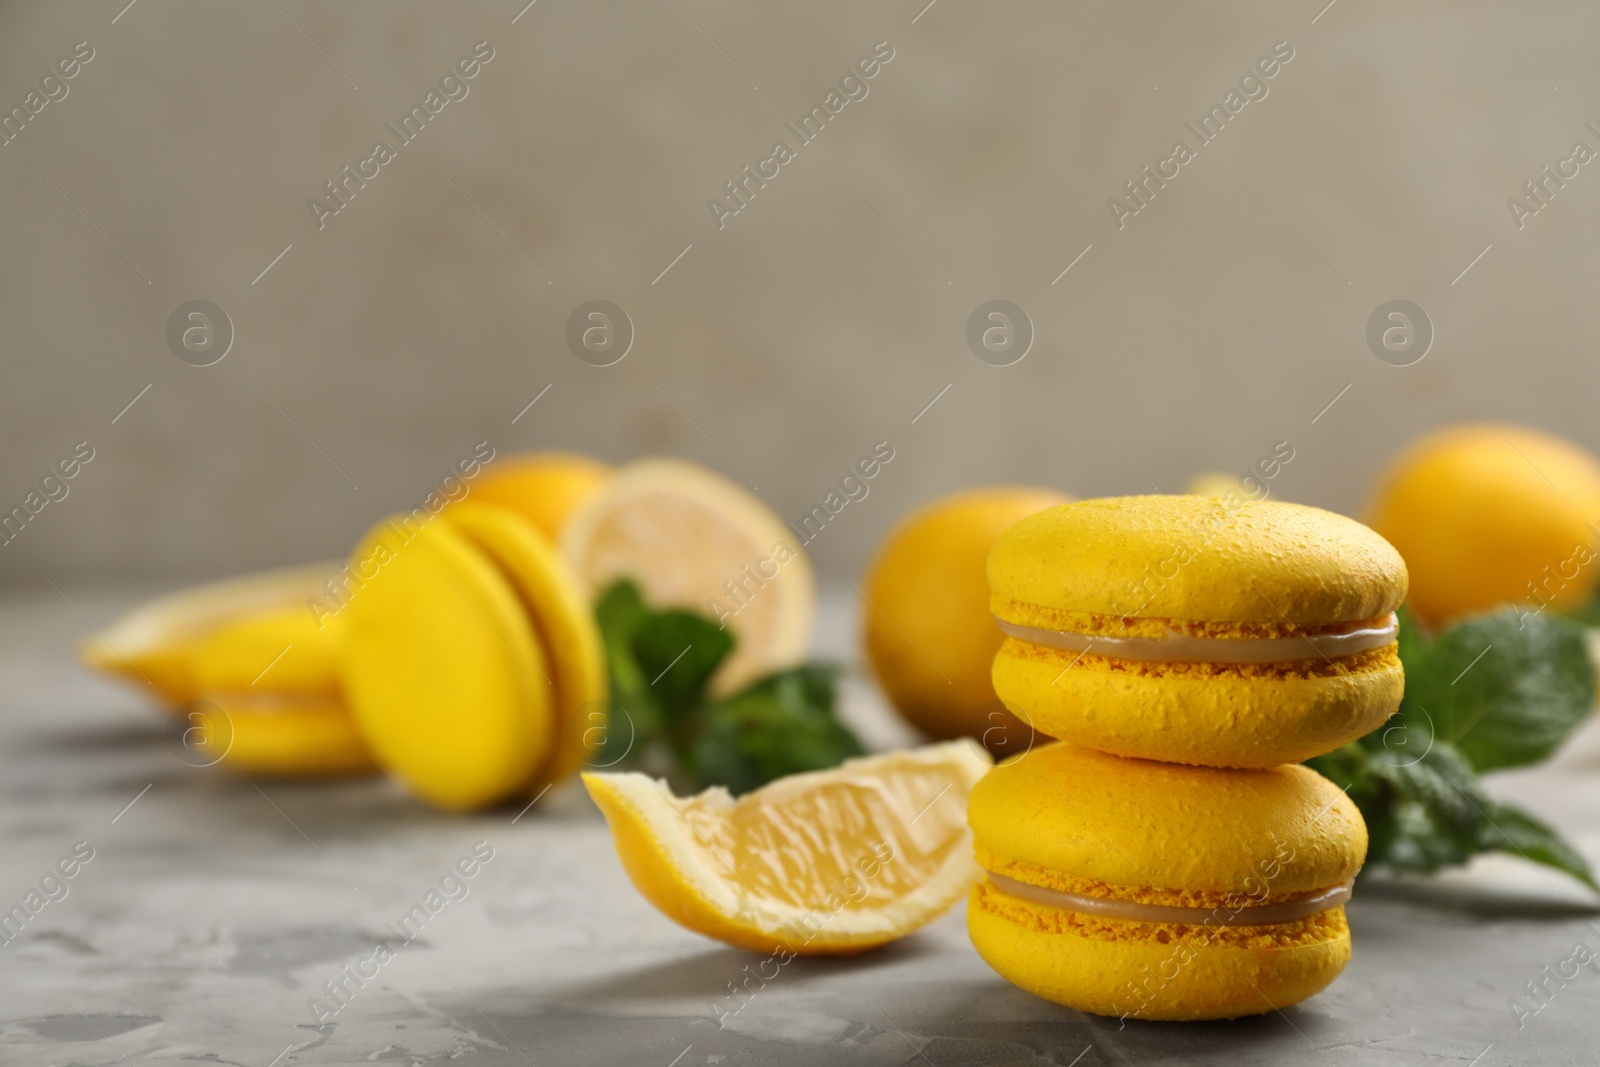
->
[1303,741,1376,798]
[592,579,734,769]
[1376,802,1479,876]
[1360,743,1489,877]
[631,608,733,721]
[1394,605,1428,670]
[1395,607,1594,773]
[595,577,648,635]
[686,665,866,795]
[595,579,651,697]
[1309,736,1599,891]
[1477,801,1599,891]
[592,580,664,766]
[1307,607,1598,893]
[1370,742,1487,849]
[1305,742,1399,873]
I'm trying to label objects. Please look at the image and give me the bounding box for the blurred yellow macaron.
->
[967,743,1366,1021]
[988,496,1408,767]
[192,697,378,777]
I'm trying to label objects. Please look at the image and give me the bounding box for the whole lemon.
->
[466,452,611,542]
[862,487,1068,754]
[1367,424,1600,626]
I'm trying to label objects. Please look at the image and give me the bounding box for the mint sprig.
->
[1305,607,1598,891]
[592,580,865,794]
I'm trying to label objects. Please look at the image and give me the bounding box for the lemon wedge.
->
[561,458,814,695]
[583,741,991,954]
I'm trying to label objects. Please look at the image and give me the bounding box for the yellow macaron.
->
[967,742,1366,1021]
[442,502,607,793]
[340,515,555,810]
[989,495,1407,767]
[194,696,379,777]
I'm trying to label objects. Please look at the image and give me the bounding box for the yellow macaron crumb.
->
[991,597,1395,641]
[972,879,1348,951]
[1001,636,1399,682]
[973,846,1335,911]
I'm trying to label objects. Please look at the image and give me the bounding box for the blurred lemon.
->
[1368,424,1600,626]
[583,741,990,954]
[467,452,611,541]
[861,488,1068,752]
[561,457,814,695]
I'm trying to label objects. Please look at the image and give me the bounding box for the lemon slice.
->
[583,741,992,954]
[340,517,553,810]
[560,458,815,694]
[443,502,607,793]
[192,696,378,777]
[465,451,611,541]
[80,564,344,707]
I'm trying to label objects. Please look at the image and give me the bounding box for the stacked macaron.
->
[968,495,1407,1021]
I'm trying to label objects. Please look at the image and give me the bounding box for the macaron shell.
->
[968,743,1365,896]
[196,697,379,777]
[993,640,1402,768]
[988,496,1407,626]
[968,887,1351,1020]
[189,607,344,698]
[340,517,554,810]
[443,502,608,793]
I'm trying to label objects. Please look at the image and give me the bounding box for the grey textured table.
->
[2,587,1598,1066]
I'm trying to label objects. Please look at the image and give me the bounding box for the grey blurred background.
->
[3,0,1597,591]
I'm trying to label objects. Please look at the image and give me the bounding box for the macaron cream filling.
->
[995,613,1398,665]
[985,872,1354,926]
